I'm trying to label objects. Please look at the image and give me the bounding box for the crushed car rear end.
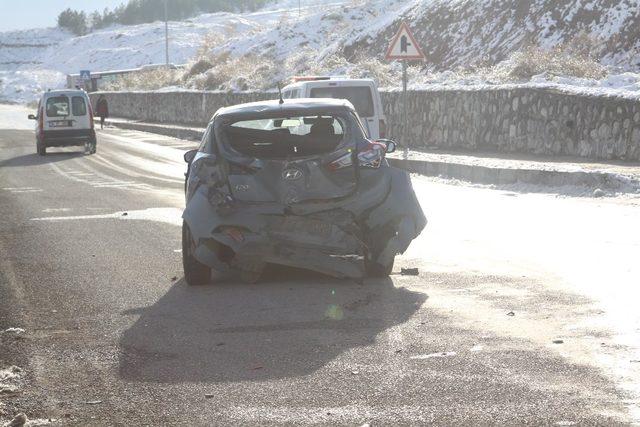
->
[182,99,426,284]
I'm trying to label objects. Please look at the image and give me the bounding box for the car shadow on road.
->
[118,271,426,384]
[0,151,85,168]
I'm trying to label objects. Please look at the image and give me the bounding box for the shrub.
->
[190,53,279,91]
[494,45,606,81]
[185,59,214,79]
[102,67,181,91]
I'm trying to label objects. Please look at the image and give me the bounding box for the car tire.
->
[90,137,97,154]
[182,221,211,286]
[365,258,394,278]
[365,223,398,277]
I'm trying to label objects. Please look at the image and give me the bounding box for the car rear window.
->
[72,96,87,116]
[45,96,70,117]
[310,87,374,117]
[223,115,346,159]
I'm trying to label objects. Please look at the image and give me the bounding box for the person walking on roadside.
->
[96,95,109,130]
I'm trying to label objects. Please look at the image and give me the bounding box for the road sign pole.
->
[402,61,408,160]
[385,21,425,161]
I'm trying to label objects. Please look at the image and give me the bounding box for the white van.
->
[28,89,96,156]
[281,77,387,141]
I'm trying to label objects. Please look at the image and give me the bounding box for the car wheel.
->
[182,221,211,286]
[365,224,397,277]
[365,258,394,278]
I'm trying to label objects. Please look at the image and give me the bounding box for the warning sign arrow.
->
[385,21,425,61]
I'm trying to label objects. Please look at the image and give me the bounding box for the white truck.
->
[281,77,387,141]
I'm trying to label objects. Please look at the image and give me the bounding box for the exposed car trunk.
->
[215,113,360,206]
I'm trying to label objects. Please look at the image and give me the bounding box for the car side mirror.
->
[376,139,397,154]
[184,149,198,164]
[28,114,37,120]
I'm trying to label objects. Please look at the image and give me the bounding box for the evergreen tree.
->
[61,0,269,33]
[57,8,88,36]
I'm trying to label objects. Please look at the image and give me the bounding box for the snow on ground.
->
[405,175,640,418]
[219,0,410,61]
[395,71,640,101]
[0,104,35,130]
[0,365,23,395]
[0,70,66,104]
[0,0,349,103]
[2,0,640,102]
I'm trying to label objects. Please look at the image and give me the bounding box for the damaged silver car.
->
[182,99,426,285]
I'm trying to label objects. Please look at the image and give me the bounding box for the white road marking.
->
[42,208,72,213]
[87,153,184,185]
[31,207,183,227]
[410,352,457,360]
[49,162,155,192]
[2,187,43,194]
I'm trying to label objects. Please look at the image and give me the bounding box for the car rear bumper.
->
[41,129,95,146]
[183,167,426,279]
[212,221,365,279]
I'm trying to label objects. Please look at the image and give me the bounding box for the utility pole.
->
[402,61,408,160]
[164,0,169,66]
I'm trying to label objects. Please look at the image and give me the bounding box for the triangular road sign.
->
[385,21,425,61]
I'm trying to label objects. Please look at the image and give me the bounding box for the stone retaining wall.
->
[91,87,640,161]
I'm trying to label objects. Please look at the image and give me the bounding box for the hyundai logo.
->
[282,168,303,181]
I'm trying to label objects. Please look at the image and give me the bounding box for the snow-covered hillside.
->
[346,0,640,71]
[0,0,349,102]
[2,0,640,103]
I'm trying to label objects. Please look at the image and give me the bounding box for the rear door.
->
[308,83,379,139]
[70,95,90,129]
[216,113,360,206]
[44,95,72,131]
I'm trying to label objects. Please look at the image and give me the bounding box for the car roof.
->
[215,98,356,121]
[43,89,87,96]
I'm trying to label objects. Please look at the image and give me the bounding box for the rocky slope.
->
[344,0,640,70]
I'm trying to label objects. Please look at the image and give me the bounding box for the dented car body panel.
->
[183,99,426,280]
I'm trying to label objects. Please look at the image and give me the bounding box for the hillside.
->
[0,0,342,102]
[2,0,640,103]
[344,0,640,70]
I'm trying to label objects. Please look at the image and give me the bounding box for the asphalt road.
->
[1,108,639,425]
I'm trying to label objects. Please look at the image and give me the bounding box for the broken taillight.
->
[221,227,245,243]
[327,142,385,171]
[327,152,354,171]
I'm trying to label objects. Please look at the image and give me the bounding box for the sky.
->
[0,0,126,31]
